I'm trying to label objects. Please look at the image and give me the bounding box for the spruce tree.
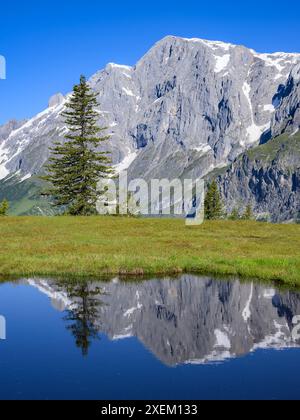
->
[0,199,9,216]
[242,204,254,220]
[204,180,223,220]
[43,75,111,215]
[229,207,240,221]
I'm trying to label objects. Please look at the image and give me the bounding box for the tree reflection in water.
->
[60,282,105,356]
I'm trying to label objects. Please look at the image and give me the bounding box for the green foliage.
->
[242,204,254,221]
[204,180,223,220]
[0,199,9,216]
[229,207,240,221]
[42,75,112,215]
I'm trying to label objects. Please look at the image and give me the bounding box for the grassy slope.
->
[206,132,300,182]
[0,216,300,286]
[245,131,300,164]
[0,175,54,216]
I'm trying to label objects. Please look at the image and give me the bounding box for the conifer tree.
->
[42,75,111,215]
[204,180,223,220]
[229,207,240,221]
[0,199,9,216]
[242,204,254,220]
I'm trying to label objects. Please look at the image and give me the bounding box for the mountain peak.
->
[155,35,236,51]
[156,35,300,58]
[48,93,65,108]
[105,63,132,72]
[1,36,300,220]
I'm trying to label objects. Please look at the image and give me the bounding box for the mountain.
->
[26,275,300,366]
[0,119,27,142]
[215,131,300,222]
[271,63,300,138]
[0,36,300,216]
[216,64,300,222]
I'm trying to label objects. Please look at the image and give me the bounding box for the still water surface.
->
[1,275,300,400]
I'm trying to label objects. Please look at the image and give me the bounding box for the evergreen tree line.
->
[204,180,254,221]
[0,75,255,220]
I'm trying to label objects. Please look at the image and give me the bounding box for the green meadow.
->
[0,216,300,286]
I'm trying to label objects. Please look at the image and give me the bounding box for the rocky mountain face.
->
[0,36,300,216]
[216,132,300,222]
[271,63,300,138]
[0,119,27,142]
[216,64,300,222]
[25,275,300,366]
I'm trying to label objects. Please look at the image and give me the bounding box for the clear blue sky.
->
[0,0,299,125]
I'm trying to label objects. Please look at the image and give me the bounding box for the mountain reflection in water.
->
[24,275,300,365]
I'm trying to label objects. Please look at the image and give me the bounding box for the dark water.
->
[1,275,300,400]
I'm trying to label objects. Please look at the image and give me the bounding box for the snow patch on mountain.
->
[242,81,270,145]
[107,63,132,71]
[19,173,32,182]
[0,165,9,180]
[122,87,136,97]
[1,35,300,192]
[193,144,212,154]
[114,149,138,173]
[214,54,230,73]
[263,104,275,113]
[183,37,233,52]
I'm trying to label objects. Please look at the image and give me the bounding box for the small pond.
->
[1,275,300,400]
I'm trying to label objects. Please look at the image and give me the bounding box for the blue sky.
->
[0,0,299,125]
